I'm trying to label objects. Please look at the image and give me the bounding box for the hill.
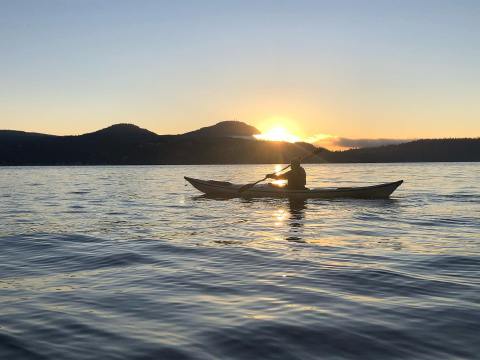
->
[0,122,479,165]
[181,121,260,138]
[80,123,159,141]
[0,122,318,165]
[325,138,480,163]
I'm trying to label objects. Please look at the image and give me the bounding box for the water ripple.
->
[0,164,479,359]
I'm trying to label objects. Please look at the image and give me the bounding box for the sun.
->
[254,126,300,143]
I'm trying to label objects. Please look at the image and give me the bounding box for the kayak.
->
[184,176,403,199]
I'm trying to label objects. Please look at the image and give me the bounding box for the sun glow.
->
[254,126,300,143]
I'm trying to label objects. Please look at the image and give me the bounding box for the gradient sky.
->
[1,0,479,139]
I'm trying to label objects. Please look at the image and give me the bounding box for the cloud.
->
[332,137,412,149]
[305,134,411,151]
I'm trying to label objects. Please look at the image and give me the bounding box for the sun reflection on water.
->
[274,209,288,226]
[271,179,287,187]
[269,164,287,187]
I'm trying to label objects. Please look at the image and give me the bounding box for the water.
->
[0,163,479,360]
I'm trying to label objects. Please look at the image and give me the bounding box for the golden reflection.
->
[284,303,323,313]
[249,314,276,320]
[269,164,287,186]
[271,179,287,187]
[346,294,384,303]
[274,209,288,226]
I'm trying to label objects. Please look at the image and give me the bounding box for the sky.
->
[1,0,479,143]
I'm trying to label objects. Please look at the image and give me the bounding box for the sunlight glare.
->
[254,126,300,143]
[272,179,287,186]
[269,164,287,186]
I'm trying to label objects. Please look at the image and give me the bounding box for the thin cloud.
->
[333,137,412,149]
[305,134,411,151]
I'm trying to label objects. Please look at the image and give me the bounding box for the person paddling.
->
[267,159,307,190]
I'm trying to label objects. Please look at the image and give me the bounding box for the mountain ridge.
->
[1,121,479,165]
[181,121,260,138]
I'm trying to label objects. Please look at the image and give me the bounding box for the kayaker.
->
[267,159,307,190]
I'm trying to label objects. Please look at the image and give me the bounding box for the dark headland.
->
[1,121,479,165]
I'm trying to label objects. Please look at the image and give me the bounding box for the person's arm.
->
[267,170,291,180]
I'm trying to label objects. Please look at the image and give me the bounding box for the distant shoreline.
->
[1,122,479,165]
[1,160,479,167]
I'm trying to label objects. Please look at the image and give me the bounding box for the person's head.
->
[291,159,301,169]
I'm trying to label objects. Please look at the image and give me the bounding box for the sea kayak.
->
[184,177,403,199]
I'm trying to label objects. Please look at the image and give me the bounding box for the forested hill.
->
[325,138,480,163]
[0,122,479,165]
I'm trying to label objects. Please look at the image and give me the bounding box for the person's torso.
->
[286,167,306,189]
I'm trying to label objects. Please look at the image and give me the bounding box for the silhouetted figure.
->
[267,159,307,190]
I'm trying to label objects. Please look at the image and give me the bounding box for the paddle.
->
[238,147,324,193]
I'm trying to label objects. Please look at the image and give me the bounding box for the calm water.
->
[1,164,479,360]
